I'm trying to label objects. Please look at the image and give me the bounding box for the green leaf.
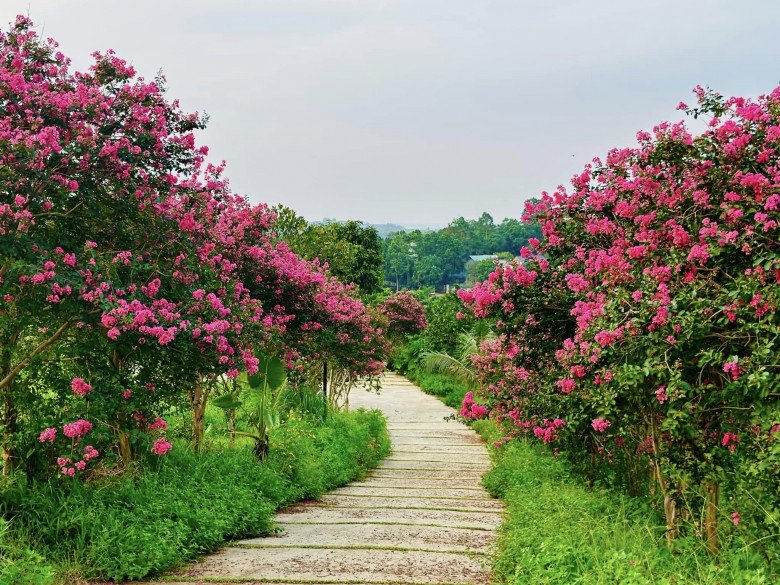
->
[211,393,242,410]
[247,352,286,390]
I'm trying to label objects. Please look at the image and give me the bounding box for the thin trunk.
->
[0,318,72,390]
[117,430,133,465]
[1,328,20,476]
[111,350,134,466]
[191,375,208,452]
[227,411,236,447]
[651,416,678,543]
[1,400,16,477]
[704,481,720,555]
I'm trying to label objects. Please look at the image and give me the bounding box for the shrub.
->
[460,85,780,553]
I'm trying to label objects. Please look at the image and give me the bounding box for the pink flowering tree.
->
[0,17,388,475]
[0,16,232,470]
[378,290,427,340]
[461,86,780,552]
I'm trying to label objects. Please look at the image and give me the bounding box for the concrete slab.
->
[274,505,501,530]
[178,546,492,584]
[236,522,494,552]
[384,451,490,464]
[378,459,490,472]
[366,468,485,480]
[329,485,494,499]
[317,494,503,512]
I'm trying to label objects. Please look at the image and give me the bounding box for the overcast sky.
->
[3,1,779,225]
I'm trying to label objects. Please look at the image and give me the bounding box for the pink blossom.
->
[147,416,168,431]
[70,378,93,397]
[62,419,93,439]
[591,418,611,432]
[151,437,173,455]
[722,359,742,381]
[38,427,57,443]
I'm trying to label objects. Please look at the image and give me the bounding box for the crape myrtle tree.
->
[460,86,780,553]
[377,290,427,340]
[0,16,386,477]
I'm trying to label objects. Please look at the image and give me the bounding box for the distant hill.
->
[315,219,444,238]
[369,223,445,237]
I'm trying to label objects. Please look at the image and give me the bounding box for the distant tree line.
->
[274,207,541,293]
[383,212,541,290]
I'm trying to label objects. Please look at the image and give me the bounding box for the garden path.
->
[145,372,501,585]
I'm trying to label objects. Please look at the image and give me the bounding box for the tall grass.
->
[473,420,777,585]
[0,409,390,583]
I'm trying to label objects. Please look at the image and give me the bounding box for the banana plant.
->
[212,352,286,459]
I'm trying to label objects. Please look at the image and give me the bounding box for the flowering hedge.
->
[378,290,427,338]
[460,86,780,552]
[0,16,386,478]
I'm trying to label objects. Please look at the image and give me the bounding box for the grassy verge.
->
[393,366,777,584]
[0,409,390,583]
[405,370,470,410]
[472,420,777,585]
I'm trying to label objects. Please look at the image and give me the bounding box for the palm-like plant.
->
[420,327,493,385]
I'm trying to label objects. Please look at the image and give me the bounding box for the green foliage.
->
[383,213,541,290]
[0,520,54,585]
[246,353,287,391]
[476,423,778,585]
[422,293,466,355]
[0,409,390,582]
[466,257,500,285]
[275,207,385,294]
[411,371,471,409]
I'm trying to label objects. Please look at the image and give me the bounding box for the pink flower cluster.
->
[70,378,93,397]
[460,391,488,420]
[378,291,427,336]
[151,437,173,456]
[63,419,93,439]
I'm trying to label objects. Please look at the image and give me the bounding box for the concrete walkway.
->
[157,372,501,585]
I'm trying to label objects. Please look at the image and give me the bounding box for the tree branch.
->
[0,318,73,390]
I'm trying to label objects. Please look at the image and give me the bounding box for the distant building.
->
[463,254,511,285]
[466,254,510,266]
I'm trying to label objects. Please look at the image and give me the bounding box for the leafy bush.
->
[0,409,389,581]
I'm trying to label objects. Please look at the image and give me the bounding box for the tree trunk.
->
[0,335,17,476]
[191,375,208,452]
[650,417,678,544]
[227,410,236,447]
[1,399,16,477]
[117,430,133,466]
[704,481,720,555]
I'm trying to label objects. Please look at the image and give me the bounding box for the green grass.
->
[406,371,470,409]
[396,362,778,585]
[472,420,778,585]
[0,409,390,583]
